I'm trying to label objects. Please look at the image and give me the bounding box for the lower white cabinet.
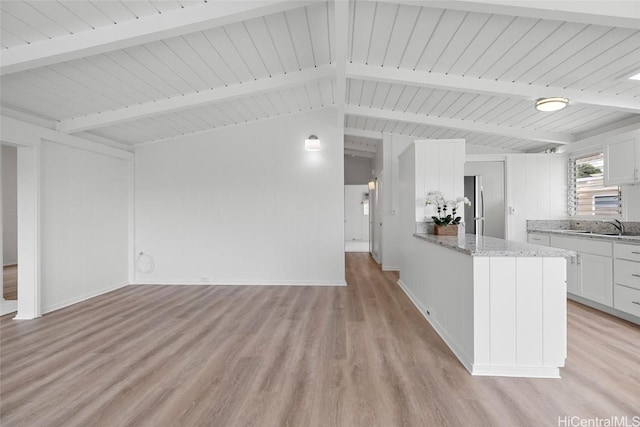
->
[549,235,613,307]
[577,252,613,306]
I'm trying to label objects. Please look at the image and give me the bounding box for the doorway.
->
[344,185,370,252]
[1,144,18,315]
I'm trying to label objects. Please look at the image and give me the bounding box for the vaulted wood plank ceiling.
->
[1,0,639,154]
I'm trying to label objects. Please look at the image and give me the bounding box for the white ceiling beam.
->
[344,127,383,140]
[0,1,320,75]
[384,0,640,29]
[57,65,335,133]
[333,0,349,129]
[345,104,575,144]
[344,148,375,159]
[347,63,640,114]
[344,141,378,153]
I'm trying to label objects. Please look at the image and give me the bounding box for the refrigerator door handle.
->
[480,187,485,236]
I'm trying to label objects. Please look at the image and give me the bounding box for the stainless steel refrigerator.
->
[464,175,484,235]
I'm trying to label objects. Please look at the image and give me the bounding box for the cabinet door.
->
[605,137,639,185]
[578,253,613,306]
[566,256,579,295]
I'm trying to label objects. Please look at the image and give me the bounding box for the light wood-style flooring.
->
[3,265,17,300]
[1,253,639,426]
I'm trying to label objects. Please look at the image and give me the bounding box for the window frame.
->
[568,150,622,219]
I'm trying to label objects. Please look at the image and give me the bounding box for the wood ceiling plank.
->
[396,7,443,70]
[364,2,399,66]
[60,1,115,29]
[378,4,420,68]
[0,9,48,44]
[305,2,332,66]
[532,27,636,87]
[182,31,238,86]
[263,12,300,73]
[162,35,225,89]
[446,13,514,76]
[415,9,468,72]
[108,47,186,97]
[517,25,612,85]
[349,1,376,64]
[463,16,539,78]
[242,18,286,77]
[204,28,255,82]
[481,19,565,81]
[1,1,70,39]
[1,1,318,75]
[143,39,210,92]
[85,53,167,100]
[91,1,138,23]
[285,7,316,70]
[223,22,270,80]
[430,10,491,74]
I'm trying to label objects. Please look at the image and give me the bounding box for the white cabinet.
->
[613,243,640,317]
[527,233,549,246]
[605,135,640,185]
[577,252,613,306]
[549,235,613,307]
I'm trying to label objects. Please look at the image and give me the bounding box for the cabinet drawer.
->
[614,259,640,290]
[613,284,640,317]
[550,235,612,256]
[613,243,640,262]
[527,233,549,246]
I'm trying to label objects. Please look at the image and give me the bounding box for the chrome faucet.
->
[602,219,624,235]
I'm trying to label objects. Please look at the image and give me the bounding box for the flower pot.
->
[434,224,458,236]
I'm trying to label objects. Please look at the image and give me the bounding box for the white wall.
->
[2,145,18,265]
[135,108,345,285]
[507,154,567,243]
[41,141,130,313]
[344,155,372,185]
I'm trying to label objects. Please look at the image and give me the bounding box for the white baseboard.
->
[3,263,17,267]
[568,293,640,325]
[371,253,381,264]
[42,281,129,314]
[397,279,473,374]
[382,265,399,271]
[471,365,560,378]
[133,280,347,287]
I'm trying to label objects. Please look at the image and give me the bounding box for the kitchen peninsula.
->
[398,233,575,378]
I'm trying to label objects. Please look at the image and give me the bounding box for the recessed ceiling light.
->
[535,97,569,112]
[629,72,640,81]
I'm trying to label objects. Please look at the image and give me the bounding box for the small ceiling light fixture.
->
[535,97,569,112]
[628,72,640,81]
[368,181,376,190]
[305,135,320,151]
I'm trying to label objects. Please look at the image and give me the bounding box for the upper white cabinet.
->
[605,135,640,185]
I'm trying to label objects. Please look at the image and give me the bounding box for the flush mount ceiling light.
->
[305,135,320,151]
[535,97,569,112]
[629,72,640,81]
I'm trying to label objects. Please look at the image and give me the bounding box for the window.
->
[568,152,621,216]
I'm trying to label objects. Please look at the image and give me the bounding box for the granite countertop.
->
[528,229,640,244]
[413,233,576,257]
